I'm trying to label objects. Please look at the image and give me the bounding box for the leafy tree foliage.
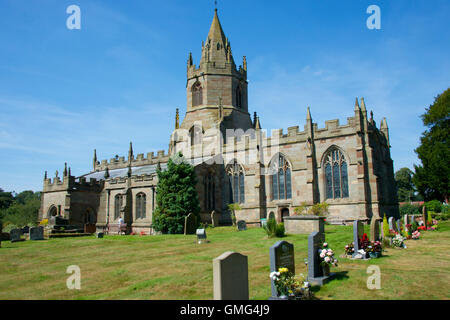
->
[0,188,41,228]
[413,88,450,203]
[152,153,201,234]
[395,168,421,202]
[0,188,14,210]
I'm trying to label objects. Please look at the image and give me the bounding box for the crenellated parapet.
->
[94,150,169,172]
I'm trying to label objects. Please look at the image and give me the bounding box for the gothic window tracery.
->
[324,148,349,199]
[271,154,292,200]
[226,160,245,204]
[192,82,203,107]
[114,194,123,220]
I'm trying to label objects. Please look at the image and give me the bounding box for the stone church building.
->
[39,9,399,233]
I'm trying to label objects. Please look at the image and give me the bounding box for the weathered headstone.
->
[352,220,367,259]
[21,226,30,234]
[403,214,409,227]
[422,206,427,226]
[211,210,219,227]
[409,215,415,224]
[184,213,196,235]
[370,216,381,241]
[308,231,335,286]
[29,226,44,241]
[396,219,402,233]
[213,251,249,300]
[10,229,24,243]
[96,232,104,238]
[269,241,295,298]
[237,220,247,231]
[260,218,267,228]
[388,217,395,231]
[196,228,207,243]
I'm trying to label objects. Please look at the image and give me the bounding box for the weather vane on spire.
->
[215,0,218,10]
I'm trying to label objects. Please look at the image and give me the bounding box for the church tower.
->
[181,9,252,133]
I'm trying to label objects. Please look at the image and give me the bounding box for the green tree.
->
[14,190,40,204]
[413,88,450,203]
[0,188,14,210]
[152,153,201,234]
[395,168,422,202]
[227,203,241,226]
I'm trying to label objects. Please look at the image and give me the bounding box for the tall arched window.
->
[271,154,292,200]
[192,82,203,107]
[114,194,123,220]
[324,148,349,199]
[190,126,203,146]
[136,193,146,219]
[226,160,245,204]
[204,173,215,211]
[236,86,242,109]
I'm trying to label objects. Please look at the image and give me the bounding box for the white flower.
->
[320,253,326,258]
[325,256,331,263]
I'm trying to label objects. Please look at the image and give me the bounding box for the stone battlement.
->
[95,150,169,172]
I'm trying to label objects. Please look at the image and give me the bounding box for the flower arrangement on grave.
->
[412,231,420,240]
[392,234,406,248]
[319,243,338,275]
[140,231,146,236]
[269,268,313,299]
[344,242,355,255]
[359,233,370,251]
[365,241,382,258]
[417,226,427,231]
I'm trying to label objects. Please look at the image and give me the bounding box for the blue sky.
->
[0,0,449,193]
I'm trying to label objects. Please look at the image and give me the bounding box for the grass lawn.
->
[1,221,449,300]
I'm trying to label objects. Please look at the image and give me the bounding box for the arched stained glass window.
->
[114,194,123,220]
[271,154,292,200]
[136,193,146,219]
[324,148,349,199]
[204,173,215,211]
[192,82,203,107]
[226,160,245,204]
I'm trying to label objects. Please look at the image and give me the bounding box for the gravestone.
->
[184,213,196,235]
[237,220,247,231]
[422,206,427,226]
[21,226,30,234]
[96,232,104,238]
[396,219,402,233]
[388,217,395,231]
[260,218,267,228]
[211,211,219,227]
[29,226,44,241]
[213,252,249,300]
[10,229,24,243]
[308,231,335,286]
[196,228,207,243]
[370,216,381,241]
[403,214,409,227]
[352,220,367,259]
[410,215,415,224]
[269,241,295,299]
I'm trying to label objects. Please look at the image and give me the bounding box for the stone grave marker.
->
[396,219,402,233]
[410,215,415,224]
[370,216,381,241]
[10,229,24,243]
[184,213,196,235]
[237,220,247,231]
[422,206,427,226]
[96,232,104,238]
[29,226,44,240]
[213,251,249,300]
[388,217,395,231]
[211,210,219,227]
[308,231,335,286]
[269,241,295,299]
[352,220,367,259]
[403,214,409,227]
[196,228,207,243]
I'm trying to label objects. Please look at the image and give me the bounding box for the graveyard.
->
[1,220,449,300]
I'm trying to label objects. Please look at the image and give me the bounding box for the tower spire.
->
[93,149,97,169]
[63,162,68,177]
[128,142,133,161]
[355,97,360,111]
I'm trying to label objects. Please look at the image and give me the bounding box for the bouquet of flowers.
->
[269,268,313,299]
[392,234,406,248]
[319,243,338,267]
[359,233,370,250]
[365,240,382,253]
[344,242,355,255]
[412,231,420,239]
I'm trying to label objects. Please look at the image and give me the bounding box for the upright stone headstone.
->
[29,226,44,240]
[410,215,415,224]
[353,220,364,253]
[403,214,409,227]
[269,241,295,298]
[196,228,207,243]
[388,217,395,231]
[211,211,219,227]
[237,220,247,231]
[422,206,428,226]
[396,219,402,233]
[96,232,104,238]
[308,231,335,286]
[213,252,249,300]
[10,229,24,243]
[184,213,196,235]
[370,216,381,241]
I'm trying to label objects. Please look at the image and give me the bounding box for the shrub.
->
[399,204,420,216]
[294,202,308,215]
[3,224,19,233]
[309,203,329,216]
[427,211,433,227]
[424,200,443,213]
[275,223,285,238]
[382,214,390,239]
[264,217,277,238]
